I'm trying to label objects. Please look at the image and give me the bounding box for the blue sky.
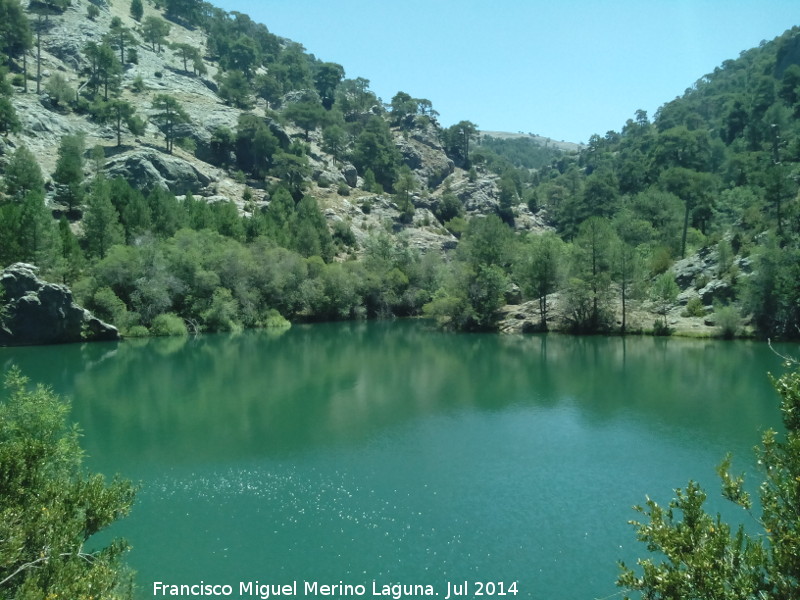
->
[210,1,797,144]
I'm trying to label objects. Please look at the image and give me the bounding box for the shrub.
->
[444,216,468,238]
[175,137,196,154]
[131,75,146,93]
[682,296,707,317]
[714,304,740,339]
[652,319,673,336]
[337,182,350,196]
[618,366,800,599]
[124,325,150,338]
[332,220,357,248]
[0,368,136,599]
[45,73,75,111]
[150,312,188,336]
[263,309,290,329]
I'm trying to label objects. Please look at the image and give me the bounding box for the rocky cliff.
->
[0,263,119,345]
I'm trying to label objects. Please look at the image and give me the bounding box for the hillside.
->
[2,0,555,245]
[0,0,799,339]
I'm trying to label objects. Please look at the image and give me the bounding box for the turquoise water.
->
[0,322,791,599]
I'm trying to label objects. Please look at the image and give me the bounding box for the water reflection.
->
[1,322,790,599]
[0,322,788,468]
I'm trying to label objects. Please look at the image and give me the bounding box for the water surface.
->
[0,322,791,599]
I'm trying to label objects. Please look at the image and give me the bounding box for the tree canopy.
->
[0,367,136,599]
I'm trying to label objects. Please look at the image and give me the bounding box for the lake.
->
[0,321,792,599]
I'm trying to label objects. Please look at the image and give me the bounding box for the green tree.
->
[744,235,800,339]
[390,91,418,127]
[442,120,478,168]
[254,72,282,108]
[223,35,259,79]
[314,62,344,110]
[52,134,85,213]
[613,239,644,334]
[651,270,679,331]
[293,195,334,261]
[45,72,75,111]
[425,215,513,331]
[0,71,20,135]
[53,216,83,284]
[235,113,279,177]
[283,99,327,141]
[322,124,348,164]
[142,16,170,53]
[515,232,564,330]
[271,152,310,202]
[0,367,136,599]
[171,42,202,74]
[351,116,402,191]
[164,0,202,25]
[393,165,417,223]
[83,42,121,100]
[568,217,617,332]
[94,98,146,147]
[0,0,32,64]
[3,145,44,201]
[618,365,800,600]
[0,146,53,266]
[104,20,137,65]
[151,94,190,154]
[218,69,252,109]
[335,77,376,121]
[659,167,717,257]
[83,176,124,260]
[496,173,518,225]
[130,0,143,21]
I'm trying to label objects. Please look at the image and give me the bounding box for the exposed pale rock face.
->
[104,148,212,194]
[0,263,119,346]
[394,119,454,189]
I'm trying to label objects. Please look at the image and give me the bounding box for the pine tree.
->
[150,94,190,154]
[83,176,123,260]
[0,367,136,599]
[52,134,85,213]
[130,0,143,21]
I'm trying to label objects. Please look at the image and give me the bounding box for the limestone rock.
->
[0,263,118,346]
[105,148,212,194]
[342,163,358,188]
[395,120,454,188]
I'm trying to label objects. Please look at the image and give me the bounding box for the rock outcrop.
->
[0,263,119,346]
[105,148,213,194]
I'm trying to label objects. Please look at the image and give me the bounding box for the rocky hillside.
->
[2,0,556,257]
[5,0,786,341]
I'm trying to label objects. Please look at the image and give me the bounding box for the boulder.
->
[342,163,358,188]
[105,149,212,194]
[0,263,118,346]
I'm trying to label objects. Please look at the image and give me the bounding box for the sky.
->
[209,0,797,144]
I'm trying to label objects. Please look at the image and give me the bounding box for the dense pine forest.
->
[0,0,798,339]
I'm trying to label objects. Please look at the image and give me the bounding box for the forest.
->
[0,0,798,339]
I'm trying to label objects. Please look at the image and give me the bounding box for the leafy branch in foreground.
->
[0,367,137,599]
[617,365,800,599]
